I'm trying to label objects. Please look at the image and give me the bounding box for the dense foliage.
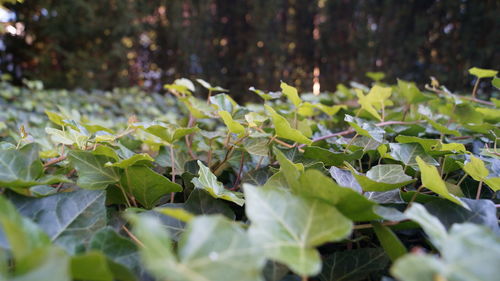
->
[2,0,499,95]
[0,68,499,281]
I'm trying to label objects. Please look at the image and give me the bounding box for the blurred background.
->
[0,0,498,100]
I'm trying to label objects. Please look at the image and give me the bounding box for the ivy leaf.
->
[46,127,89,148]
[372,222,407,261]
[68,150,121,190]
[249,87,282,100]
[89,227,141,274]
[134,122,200,144]
[460,155,500,191]
[280,81,302,107]
[389,143,438,168]
[297,169,380,221]
[319,248,389,281]
[70,251,136,281]
[303,147,363,167]
[218,110,246,136]
[105,153,154,169]
[392,204,500,281]
[345,163,415,192]
[416,157,468,209]
[468,67,498,79]
[196,78,228,92]
[0,196,51,260]
[120,166,182,209]
[344,115,385,143]
[423,116,460,136]
[424,198,500,235]
[313,104,346,116]
[128,214,265,281]
[243,138,269,156]
[0,143,68,189]
[264,105,312,145]
[397,79,427,103]
[9,189,107,253]
[244,184,353,276]
[492,76,500,89]
[191,160,244,206]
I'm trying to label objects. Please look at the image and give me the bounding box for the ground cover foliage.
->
[0,69,499,281]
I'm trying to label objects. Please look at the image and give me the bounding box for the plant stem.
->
[117,183,132,208]
[301,276,308,281]
[231,151,245,190]
[344,133,359,153]
[170,144,176,203]
[207,139,213,167]
[122,225,144,248]
[476,181,483,200]
[472,77,480,99]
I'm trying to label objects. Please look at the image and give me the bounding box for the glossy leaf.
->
[244,184,352,276]
[192,160,244,206]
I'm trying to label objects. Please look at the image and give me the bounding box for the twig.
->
[298,120,425,149]
[353,220,403,230]
[170,144,176,203]
[122,225,144,248]
[43,155,67,168]
[230,151,245,191]
[476,181,483,200]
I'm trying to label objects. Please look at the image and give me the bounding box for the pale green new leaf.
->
[280,81,302,107]
[105,153,154,169]
[244,184,353,276]
[460,155,500,191]
[191,161,244,206]
[264,105,312,145]
[468,67,498,78]
[416,157,468,208]
[218,110,246,136]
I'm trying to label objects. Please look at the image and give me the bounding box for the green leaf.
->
[319,248,389,281]
[244,184,352,276]
[372,222,407,261]
[135,122,200,144]
[416,157,468,209]
[89,227,140,274]
[366,71,385,81]
[249,87,282,100]
[0,196,50,260]
[120,166,182,209]
[303,147,363,167]
[397,79,427,103]
[392,204,500,281]
[346,163,415,192]
[11,247,71,281]
[243,138,269,156]
[492,76,500,89]
[68,150,121,190]
[468,67,498,78]
[46,127,89,148]
[129,214,264,281]
[70,251,114,281]
[218,110,246,136]
[313,104,346,116]
[105,153,154,169]
[424,198,499,234]
[9,189,107,253]
[196,78,228,92]
[264,105,312,145]
[423,116,460,136]
[297,169,380,221]
[280,81,302,107]
[389,143,438,168]
[191,160,244,206]
[344,115,385,143]
[0,144,68,189]
[460,155,499,191]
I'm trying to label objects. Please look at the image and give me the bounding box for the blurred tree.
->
[1,0,498,99]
